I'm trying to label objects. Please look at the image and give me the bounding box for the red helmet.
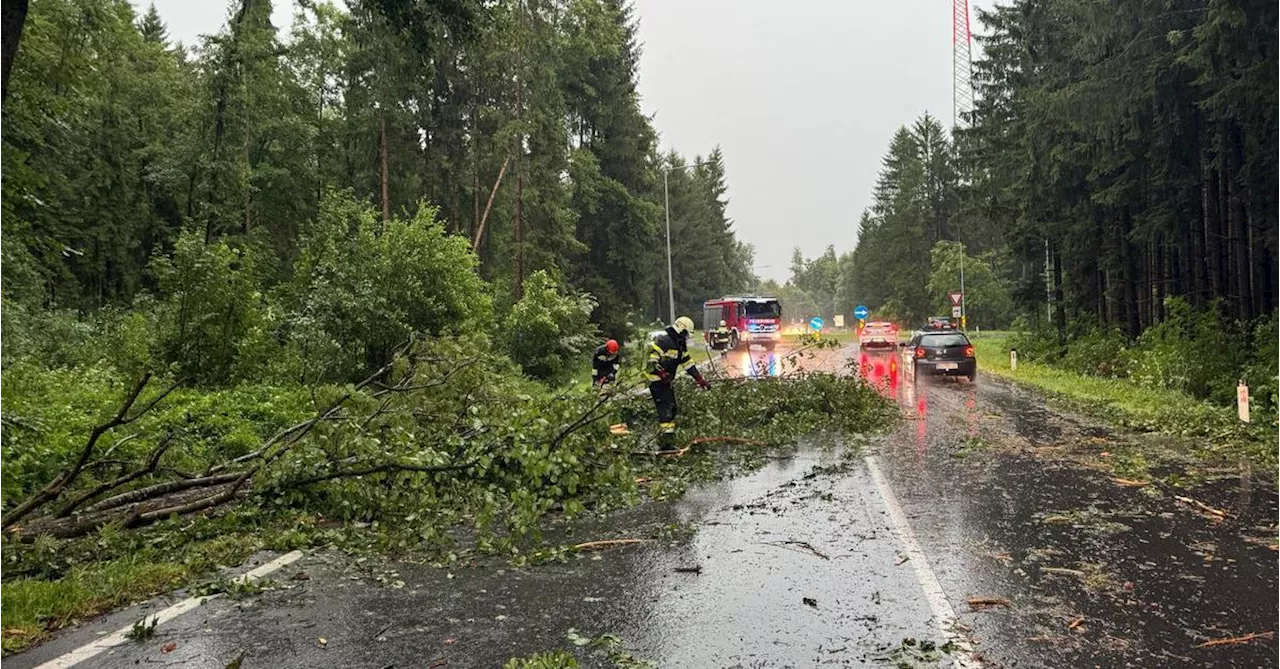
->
[605,339,619,354]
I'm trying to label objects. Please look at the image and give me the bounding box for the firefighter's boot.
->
[656,423,679,454]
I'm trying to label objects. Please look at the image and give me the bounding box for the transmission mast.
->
[952,0,974,129]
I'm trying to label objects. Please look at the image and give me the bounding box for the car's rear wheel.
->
[967,370,976,383]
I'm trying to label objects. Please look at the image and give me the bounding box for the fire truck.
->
[702,295,783,351]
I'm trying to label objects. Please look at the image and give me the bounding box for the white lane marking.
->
[864,456,981,669]
[34,550,304,669]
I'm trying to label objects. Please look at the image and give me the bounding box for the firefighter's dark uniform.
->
[646,326,707,450]
[592,345,620,385]
[711,323,732,350]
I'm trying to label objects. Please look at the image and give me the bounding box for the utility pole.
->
[952,0,974,129]
[663,168,674,324]
[960,243,967,329]
[514,86,524,299]
[513,0,525,300]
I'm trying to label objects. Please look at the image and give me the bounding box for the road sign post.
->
[854,305,869,320]
[948,292,964,329]
[808,316,824,332]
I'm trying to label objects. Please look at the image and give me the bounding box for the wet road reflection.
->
[873,358,1278,669]
[15,342,1275,669]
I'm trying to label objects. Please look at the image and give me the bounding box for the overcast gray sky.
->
[634,0,993,282]
[138,0,991,284]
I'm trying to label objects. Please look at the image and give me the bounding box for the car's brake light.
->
[914,347,926,359]
[964,346,975,358]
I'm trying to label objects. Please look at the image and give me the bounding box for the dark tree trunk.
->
[1155,238,1167,322]
[379,113,390,223]
[1120,211,1141,338]
[1,0,28,101]
[1203,164,1223,301]
[1052,244,1066,349]
[1227,125,1252,320]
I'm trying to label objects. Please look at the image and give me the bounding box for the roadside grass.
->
[971,333,1277,473]
[1,531,263,654]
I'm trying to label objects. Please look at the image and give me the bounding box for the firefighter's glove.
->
[697,376,712,390]
[656,369,671,384]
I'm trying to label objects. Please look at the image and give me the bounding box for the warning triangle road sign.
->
[949,292,964,307]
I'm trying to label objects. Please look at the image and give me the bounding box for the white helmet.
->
[673,316,695,334]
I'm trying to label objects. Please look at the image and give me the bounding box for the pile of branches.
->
[1,341,613,541]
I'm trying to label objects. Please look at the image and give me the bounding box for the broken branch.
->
[967,597,1011,610]
[1174,495,1234,520]
[572,538,652,551]
[56,433,178,518]
[1195,631,1274,648]
[3,373,158,530]
[761,540,830,560]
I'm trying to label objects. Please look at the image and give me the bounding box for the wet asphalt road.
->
[10,343,1277,669]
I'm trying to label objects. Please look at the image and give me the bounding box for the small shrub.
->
[151,231,264,386]
[289,190,493,381]
[1244,311,1279,413]
[1008,328,1060,364]
[1126,298,1243,401]
[502,270,599,383]
[1059,328,1128,378]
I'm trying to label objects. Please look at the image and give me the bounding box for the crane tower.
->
[952,0,974,128]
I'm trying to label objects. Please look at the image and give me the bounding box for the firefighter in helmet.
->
[710,319,732,350]
[592,339,621,388]
[646,316,711,452]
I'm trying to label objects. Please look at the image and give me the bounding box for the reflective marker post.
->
[1237,380,1250,423]
[1010,348,1017,372]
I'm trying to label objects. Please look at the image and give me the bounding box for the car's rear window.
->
[920,333,969,347]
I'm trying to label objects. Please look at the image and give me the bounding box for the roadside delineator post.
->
[1237,379,1250,423]
[1010,349,1017,372]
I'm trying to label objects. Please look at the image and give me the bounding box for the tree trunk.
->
[1120,210,1141,338]
[1155,238,1166,322]
[1203,164,1222,302]
[1052,243,1066,350]
[1,0,28,101]
[1227,124,1251,320]
[243,118,252,233]
[379,112,390,223]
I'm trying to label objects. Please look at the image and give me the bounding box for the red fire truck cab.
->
[702,296,783,351]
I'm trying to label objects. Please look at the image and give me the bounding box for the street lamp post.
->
[662,160,714,324]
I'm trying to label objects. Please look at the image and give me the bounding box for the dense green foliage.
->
[1,0,754,335]
[771,0,1278,414]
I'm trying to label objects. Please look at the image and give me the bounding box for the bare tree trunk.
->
[1052,243,1066,350]
[1203,164,1222,302]
[379,112,390,223]
[1,0,28,101]
[243,118,252,233]
[1228,125,1251,320]
[471,155,511,253]
[1120,211,1140,339]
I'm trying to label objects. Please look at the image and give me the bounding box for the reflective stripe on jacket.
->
[646,328,701,381]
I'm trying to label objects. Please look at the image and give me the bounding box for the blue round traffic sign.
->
[854,305,869,320]
[809,316,824,331]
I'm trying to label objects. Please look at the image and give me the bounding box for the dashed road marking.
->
[34,550,304,669]
[865,455,981,668]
